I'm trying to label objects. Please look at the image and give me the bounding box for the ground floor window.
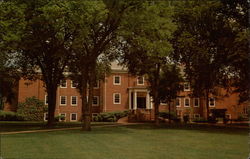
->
[225,114,231,119]
[193,114,200,119]
[59,113,66,121]
[70,113,77,121]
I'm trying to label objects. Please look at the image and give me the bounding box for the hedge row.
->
[0,111,24,121]
[93,111,129,122]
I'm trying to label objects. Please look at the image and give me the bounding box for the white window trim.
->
[184,98,190,107]
[193,114,200,119]
[70,113,77,122]
[193,98,200,107]
[137,76,144,85]
[59,113,66,121]
[176,98,181,107]
[161,102,167,105]
[92,96,99,106]
[71,80,77,88]
[60,96,67,106]
[113,75,121,85]
[184,82,190,91]
[44,113,48,121]
[60,80,67,88]
[45,95,48,105]
[209,97,216,107]
[71,96,77,106]
[94,80,99,89]
[113,93,121,104]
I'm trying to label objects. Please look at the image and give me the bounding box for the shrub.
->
[55,115,65,122]
[208,116,218,123]
[0,111,24,121]
[192,117,207,123]
[93,111,128,122]
[17,96,47,121]
[159,112,177,120]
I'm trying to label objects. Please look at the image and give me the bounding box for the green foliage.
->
[55,115,65,122]
[159,111,177,120]
[17,96,47,121]
[0,111,24,121]
[93,111,129,122]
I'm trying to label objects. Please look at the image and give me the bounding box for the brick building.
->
[4,63,248,122]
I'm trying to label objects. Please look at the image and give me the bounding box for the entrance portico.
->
[128,88,152,110]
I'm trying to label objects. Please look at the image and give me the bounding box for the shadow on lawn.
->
[121,123,248,135]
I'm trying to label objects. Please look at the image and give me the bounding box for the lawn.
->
[0,124,248,159]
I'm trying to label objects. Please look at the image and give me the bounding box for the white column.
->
[133,91,137,110]
[150,97,153,109]
[146,91,150,109]
[129,89,132,110]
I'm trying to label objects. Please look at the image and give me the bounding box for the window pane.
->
[137,77,144,84]
[194,98,199,106]
[60,80,67,87]
[71,114,77,120]
[185,98,189,106]
[114,94,120,103]
[61,96,66,105]
[114,76,120,84]
[92,96,98,105]
[71,96,77,105]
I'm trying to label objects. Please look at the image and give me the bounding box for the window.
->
[71,96,77,106]
[161,99,167,105]
[60,80,67,88]
[45,95,48,105]
[184,82,190,91]
[194,98,199,107]
[225,114,231,119]
[209,98,215,107]
[184,98,190,107]
[44,113,48,121]
[113,93,121,104]
[60,96,67,106]
[92,96,99,106]
[94,81,99,88]
[137,76,144,85]
[176,98,181,107]
[193,114,200,119]
[59,113,66,121]
[70,113,77,121]
[113,76,121,85]
[71,80,78,88]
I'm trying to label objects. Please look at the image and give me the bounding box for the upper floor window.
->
[113,93,121,104]
[176,98,181,107]
[71,80,78,88]
[45,95,48,105]
[137,76,144,85]
[60,80,67,88]
[209,98,215,107]
[194,98,199,107]
[184,98,190,107]
[71,96,77,106]
[184,82,190,91]
[92,96,99,106]
[60,96,67,106]
[113,76,121,85]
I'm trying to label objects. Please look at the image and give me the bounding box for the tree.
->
[121,2,177,125]
[219,0,249,103]
[0,0,77,126]
[68,0,139,131]
[171,0,248,118]
[158,65,183,123]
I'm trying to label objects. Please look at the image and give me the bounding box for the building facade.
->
[4,63,248,122]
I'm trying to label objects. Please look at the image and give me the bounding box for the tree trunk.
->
[205,90,210,120]
[47,86,57,127]
[81,77,91,131]
[168,101,171,124]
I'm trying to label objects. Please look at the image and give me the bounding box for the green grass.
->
[0,121,116,132]
[1,124,248,159]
